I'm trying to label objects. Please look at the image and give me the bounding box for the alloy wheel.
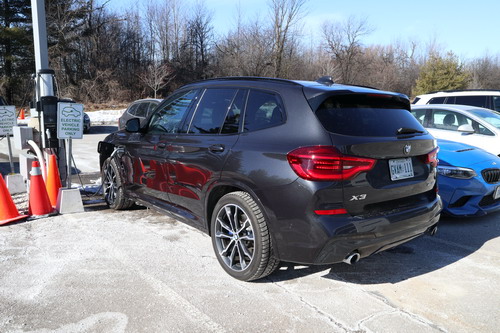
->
[103,162,117,205]
[214,204,255,271]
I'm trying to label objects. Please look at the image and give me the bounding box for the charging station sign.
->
[0,105,17,136]
[57,102,84,139]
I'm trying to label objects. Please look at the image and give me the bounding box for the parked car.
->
[411,104,500,156]
[412,89,500,112]
[98,77,442,281]
[437,139,500,216]
[83,112,91,133]
[118,98,162,130]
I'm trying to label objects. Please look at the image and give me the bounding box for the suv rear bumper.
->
[271,195,442,265]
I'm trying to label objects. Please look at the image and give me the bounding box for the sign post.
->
[0,105,17,174]
[57,102,83,188]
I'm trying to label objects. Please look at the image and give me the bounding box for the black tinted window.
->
[147,102,159,117]
[127,103,139,116]
[222,89,247,134]
[455,95,488,108]
[188,88,238,134]
[493,96,500,111]
[428,97,445,104]
[244,90,285,132]
[316,94,424,136]
[148,90,198,133]
[411,109,428,126]
[135,102,149,118]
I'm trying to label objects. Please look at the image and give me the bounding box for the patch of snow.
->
[87,109,125,125]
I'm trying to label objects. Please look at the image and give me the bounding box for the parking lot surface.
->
[0,199,498,333]
[1,125,499,332]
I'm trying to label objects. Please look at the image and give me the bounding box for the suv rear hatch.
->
[297,91,439,216]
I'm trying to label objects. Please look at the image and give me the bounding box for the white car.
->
[413,90,500,111]
[411,104,500,157]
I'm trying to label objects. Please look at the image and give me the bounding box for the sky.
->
[106,0,499,60]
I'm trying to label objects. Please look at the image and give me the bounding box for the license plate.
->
[389,158,414,181]
[494,186,500,200]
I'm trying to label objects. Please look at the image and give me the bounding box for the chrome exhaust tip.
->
[342,252,360,265]
[428,225,438,236]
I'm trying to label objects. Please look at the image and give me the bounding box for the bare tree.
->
[468,55,500,89]
[215,17,274,77]
[322,16,373,84]
[269,0,307,77]
[139,62,175,98]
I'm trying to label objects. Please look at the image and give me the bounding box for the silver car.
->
[118,98,162,130]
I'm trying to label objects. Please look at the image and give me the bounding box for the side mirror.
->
[457,124,474,133]
[125,117,141,132]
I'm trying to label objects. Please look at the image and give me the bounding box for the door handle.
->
[209,144,225,153]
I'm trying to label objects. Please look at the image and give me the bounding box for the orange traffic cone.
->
[28,161,56,218]
[0,174,28,226]
[46,154,62,207]
[18,108,25,120]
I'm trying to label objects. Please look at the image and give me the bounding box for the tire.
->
[101,157,134,210]
[211,191,280,281]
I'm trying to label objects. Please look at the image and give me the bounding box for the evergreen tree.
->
[0,0,34,105]
[413,52,471,96]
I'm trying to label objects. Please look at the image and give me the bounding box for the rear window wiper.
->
[396,127,425,135]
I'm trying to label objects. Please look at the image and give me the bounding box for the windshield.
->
[468,108,500,129]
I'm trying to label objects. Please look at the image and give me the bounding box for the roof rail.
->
[190,76,302,86]
[427,89,500,94]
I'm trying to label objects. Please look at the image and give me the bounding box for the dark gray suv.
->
[98,77,442,281]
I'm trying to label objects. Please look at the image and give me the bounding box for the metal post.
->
[6,135,15,174]
[31,0,67,186]
[31,0,50,72]
[66,138,72,188]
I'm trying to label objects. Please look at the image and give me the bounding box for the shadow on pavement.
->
[264,212,500,284]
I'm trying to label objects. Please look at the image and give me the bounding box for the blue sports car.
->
[437,139,500,216]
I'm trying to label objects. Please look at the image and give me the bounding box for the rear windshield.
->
[315,94,425,137]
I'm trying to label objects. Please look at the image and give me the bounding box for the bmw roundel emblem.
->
[404,144,411,155]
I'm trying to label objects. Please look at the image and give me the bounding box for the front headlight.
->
[437,166,477,179]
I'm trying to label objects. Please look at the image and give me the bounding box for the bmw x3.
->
[98,77,442,281]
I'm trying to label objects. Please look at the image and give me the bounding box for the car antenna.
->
[316,76,335,86]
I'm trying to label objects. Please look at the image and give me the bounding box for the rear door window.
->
[431,110,459,130]
[147,102,159,118]
[315,94,424,136]
[243,90,285,132]
[455,95,488,108]
[222,89,247,134]
[135,102,149,118]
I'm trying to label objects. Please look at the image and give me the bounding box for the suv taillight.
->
[423,147,439,167]
[287,146,376,181]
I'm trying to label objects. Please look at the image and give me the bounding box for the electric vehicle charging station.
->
[9,0,85,213]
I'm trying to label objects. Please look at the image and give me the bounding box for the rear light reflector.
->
[315,208,348,215]
[287,146,376,181]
